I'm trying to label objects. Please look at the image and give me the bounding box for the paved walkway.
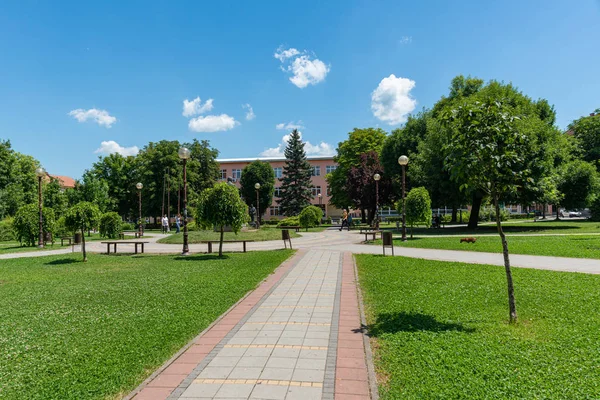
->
[129,249,372,400]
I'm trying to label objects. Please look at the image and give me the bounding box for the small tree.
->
[557,160,598,214]
[443,98,537,324]
[403,187,432,238]
[65,202,101,262]
[278,130,313,216]
[99,211,122,239]
[197,183,247,257]
[299,205,322,231]
[13,204,56,246]
[239,161,275,225]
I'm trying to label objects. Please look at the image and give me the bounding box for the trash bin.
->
[74,232,82,244]
[382,231,394,256]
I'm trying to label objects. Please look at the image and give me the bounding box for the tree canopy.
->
[239,161,275,223]
[278,130,313,216]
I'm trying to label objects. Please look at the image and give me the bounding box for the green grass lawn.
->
[0,250,293,399]
[372,234,600,259]
[356,255,600,399]
[157,228,301,244]
[381,219,600,236]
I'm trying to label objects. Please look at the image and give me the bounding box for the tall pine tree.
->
[278,130,313,216]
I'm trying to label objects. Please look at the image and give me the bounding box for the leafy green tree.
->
[196,182,248,256]
[65,202,101,262]
[443,98,538,324]
[43,178,69,217]
[99,212,123,238]
[401,187,432,238]
[299,205,322,231]
[327,128,387,219]
[79,174,111,212]
[0,142,39,218]
[13,204,56,246]
[557,160,598,212]
[568,112,600,168]
[278,130,313,216]
[87,153,138,218]
[239,161,275,224]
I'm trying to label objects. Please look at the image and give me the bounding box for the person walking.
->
[175,214,181,234]
[161,215,169,234]
[339,209,349,231]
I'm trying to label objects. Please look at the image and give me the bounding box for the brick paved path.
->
[129,249,373,400]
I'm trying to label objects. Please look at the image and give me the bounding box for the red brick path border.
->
[335,252,374,400]
[127,249,307,400]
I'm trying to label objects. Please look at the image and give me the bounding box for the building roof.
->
[47,173,76,189]
[217,155,335,163]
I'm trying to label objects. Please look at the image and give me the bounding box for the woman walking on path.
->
[339,209,350,231]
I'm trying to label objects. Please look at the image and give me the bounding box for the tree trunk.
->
[81,224,87,262]
[219,225,224,257]
[494,194,517,324]
[361,209,366,223]
[469,192,483,229]
[554,204,560,220]
[451,206,457,223]
[410,224,413,239]
[542,204,546,219]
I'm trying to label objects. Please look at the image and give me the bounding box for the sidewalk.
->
[128,249,374,400]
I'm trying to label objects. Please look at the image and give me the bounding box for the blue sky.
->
[1,0,599,178]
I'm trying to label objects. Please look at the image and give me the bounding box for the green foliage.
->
[43,178,69,217]
[557,160,598,210]
[299,205,322,230]
[121,222,135,231]
[65,202,102,233]
[196,182,248,238]
[479,207,509,222]
[404,187,432,228]
[278,130,313,216]
[55,216,70,237]
[157,228,299,244]
[239,161,275,222]
[12,204,56,246]
[0,141,40,218]
[589,196,600,222]
[277,216,300,227]
[0,251,293,399]
[100,212,123,238]
[568,113,600,168]
[185,220,198,231]
[0,217,15,241]
[357,254,600,398]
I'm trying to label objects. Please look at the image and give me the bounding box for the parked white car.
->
[568,211,582,217]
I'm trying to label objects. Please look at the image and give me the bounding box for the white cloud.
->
[243,103,255,120]
[260,132,335,157]
[274,47,300,61]
[274,47,330,88]
[371,74,417,125]
[68,108,117,128]
[276,121,304,130]
[399,36,412,45]
[182,97,214,117]
[94,140,139,156]
[188,114,239,132]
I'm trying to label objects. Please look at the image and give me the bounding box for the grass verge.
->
[157,228,301,244]
[356,254,600,399]
[370,234,600,259]
[0,250,293,399]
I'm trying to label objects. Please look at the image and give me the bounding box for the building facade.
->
[217,156,341,219]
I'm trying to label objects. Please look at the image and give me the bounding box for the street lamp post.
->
[254,183,261,230]
[35,167,45,248]
[374,173,381,231]
[178,147,191,255]
[398,155,409,241]
[136,182,143,237]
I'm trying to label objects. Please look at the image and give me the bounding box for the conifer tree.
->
[278,130,313,216]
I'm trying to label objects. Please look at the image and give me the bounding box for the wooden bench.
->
[101,241,149,254]
[200,240,255,253]
[362,230,381,242]
[60,236,73,246]
[122,230,142,238]
[278,226,301,232]
[359,228,378,234]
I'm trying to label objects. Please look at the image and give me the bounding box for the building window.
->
[270,206,281,216]
[219,169,227,180]
[232,169,242,180]
[274,187,282,197]
[273,167,283,178]
[326,165,337,174]
[326,186,331,196]
[311,186,322,197]
[311,166,321,176]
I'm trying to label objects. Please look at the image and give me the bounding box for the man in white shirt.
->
[161,215,169,234]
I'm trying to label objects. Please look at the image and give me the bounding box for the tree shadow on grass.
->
[173,254,231,262]
[44,258,80,265]
[368,312,475,337]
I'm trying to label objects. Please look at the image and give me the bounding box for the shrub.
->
[479,207,509,222]
[100,212,123,238]
[0,217,15,241]
[325,216,332,225]
[299,205,322,231]
[186,220,198,231]
[121,222,135,231]
[13,204,56,246]
[277,216,300,227]
[55,216,70,237]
